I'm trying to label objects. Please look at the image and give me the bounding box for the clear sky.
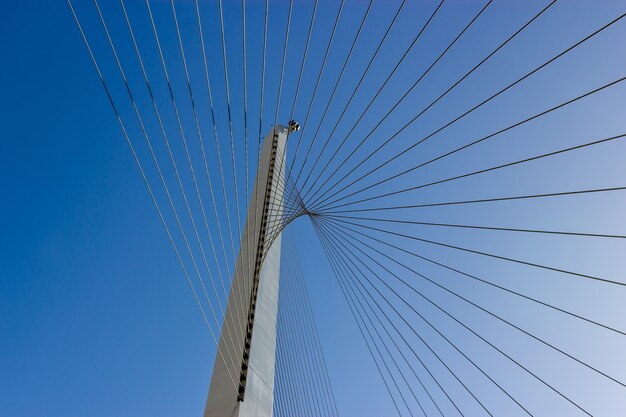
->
[2,1,626,416]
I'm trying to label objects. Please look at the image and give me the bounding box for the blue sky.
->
[2,1,626,416]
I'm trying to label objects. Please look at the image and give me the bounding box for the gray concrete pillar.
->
[204,126,288,417]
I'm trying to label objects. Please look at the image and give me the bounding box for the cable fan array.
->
[69,0,626,415]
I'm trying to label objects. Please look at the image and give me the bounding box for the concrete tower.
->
[204,125,289,417]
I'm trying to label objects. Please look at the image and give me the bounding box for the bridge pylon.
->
[204,125,289,417]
